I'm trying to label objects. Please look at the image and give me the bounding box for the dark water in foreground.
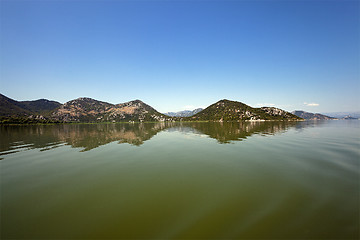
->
[1,121,359,239]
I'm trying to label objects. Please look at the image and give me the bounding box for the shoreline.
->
[8,119,357,126]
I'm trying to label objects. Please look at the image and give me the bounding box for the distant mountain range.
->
[291,111,335,120]
[291,110,359,120]
[2,93,356,124]
[322,112,360,119]
[164,108,203,117]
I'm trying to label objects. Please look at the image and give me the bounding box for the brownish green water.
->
[1,121,359,239]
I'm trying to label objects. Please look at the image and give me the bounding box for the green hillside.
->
[0,94,61,116]
[189,99,301,121]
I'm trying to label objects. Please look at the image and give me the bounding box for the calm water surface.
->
[1,121,359,239]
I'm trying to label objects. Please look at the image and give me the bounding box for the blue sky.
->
[1,0,359,113]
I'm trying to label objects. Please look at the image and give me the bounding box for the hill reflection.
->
[178,121,299,143]
[0,121,312,156]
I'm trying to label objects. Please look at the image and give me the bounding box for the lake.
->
[1,120,359,239]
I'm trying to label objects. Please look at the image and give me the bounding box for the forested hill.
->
[189,99,301,121]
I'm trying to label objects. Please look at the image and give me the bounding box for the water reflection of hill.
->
[0,123,170,155]
[61,123,169,150]
[1,121,308,156]
[176,121,299,143]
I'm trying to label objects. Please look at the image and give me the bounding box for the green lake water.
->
[1,121,359,239]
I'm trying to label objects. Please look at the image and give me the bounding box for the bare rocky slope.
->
[51,97,172,122]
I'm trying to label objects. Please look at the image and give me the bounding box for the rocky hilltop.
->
[189,99,301,121]
[52,98,171,122]
[291,111,335,120]
[261,107,300,119]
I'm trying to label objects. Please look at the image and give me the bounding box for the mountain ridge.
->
[1,94,303,123]
[51,97,170,122]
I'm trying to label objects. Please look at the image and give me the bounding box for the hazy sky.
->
[1,0,359,113]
